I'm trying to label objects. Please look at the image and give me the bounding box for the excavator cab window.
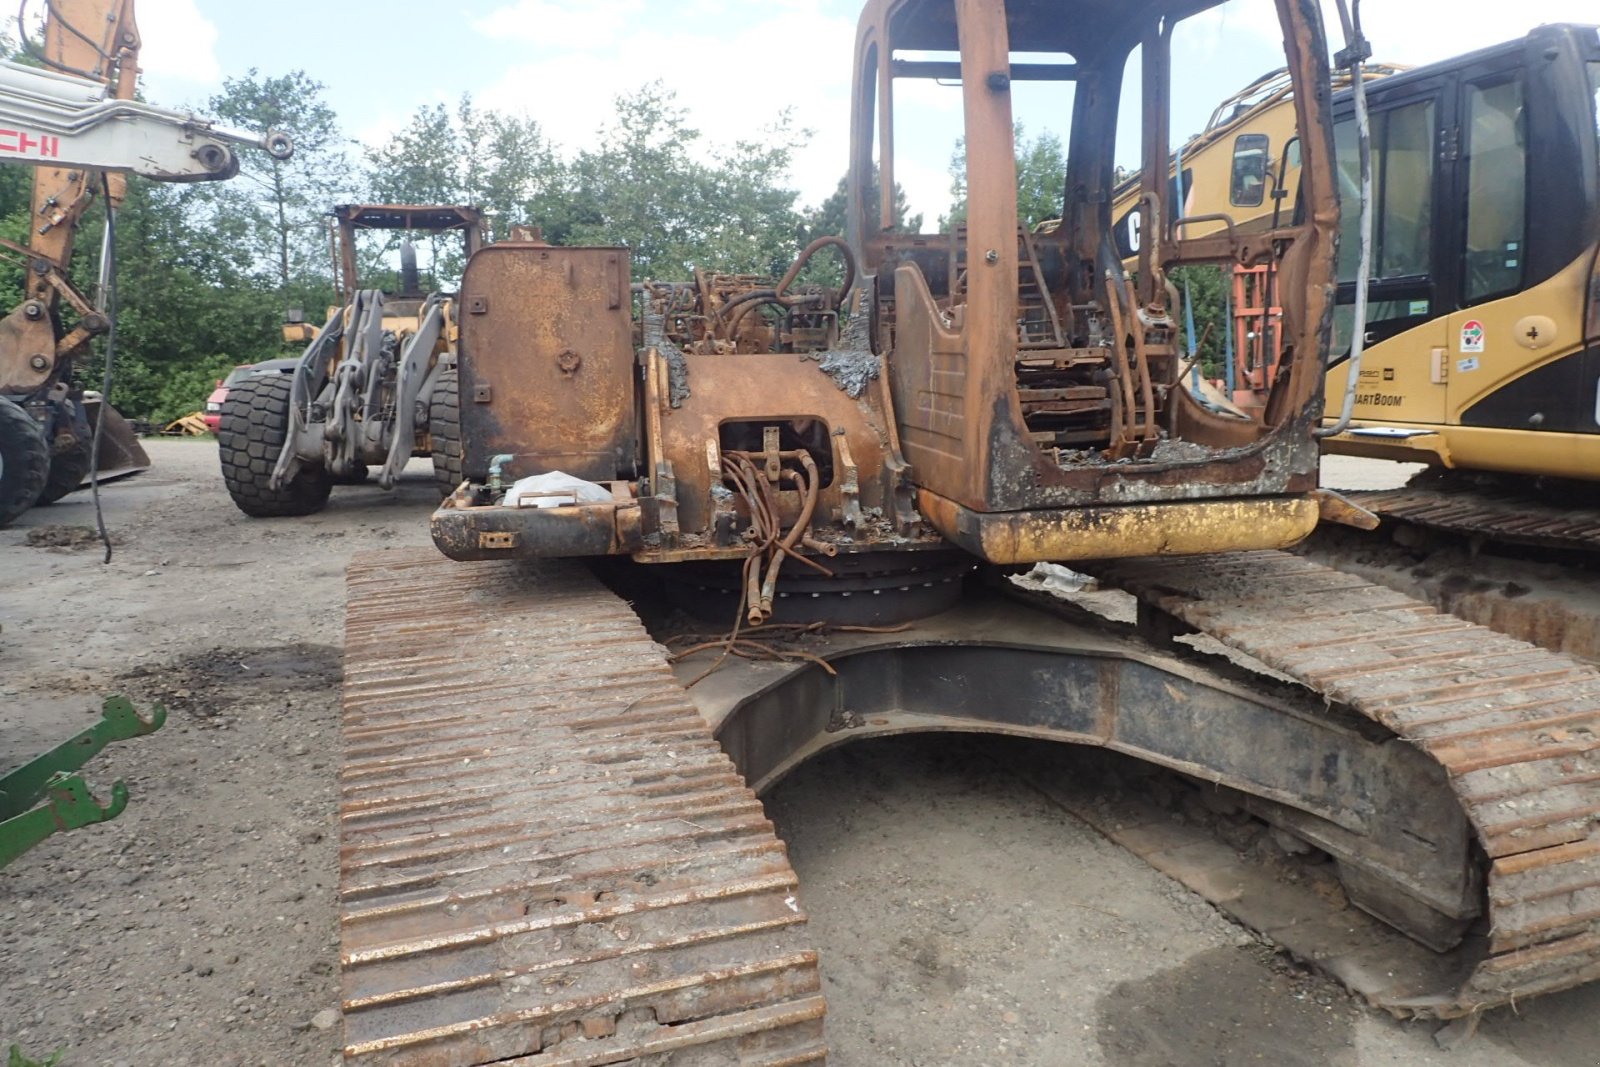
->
[1461,75,1527,303]
[1230,133,1270,208]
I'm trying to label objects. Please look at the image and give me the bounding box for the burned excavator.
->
[334,1,1600,1063]
[0,0,292,526]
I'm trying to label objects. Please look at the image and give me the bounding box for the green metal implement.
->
[0,696,166,867]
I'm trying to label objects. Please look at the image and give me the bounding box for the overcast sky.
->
[131,0,1599,225]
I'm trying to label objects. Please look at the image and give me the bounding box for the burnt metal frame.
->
[683,591,1481,960]
[844,0,1342,514]
[332,204,486,306]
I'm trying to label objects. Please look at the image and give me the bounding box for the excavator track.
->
[1349,485,1600,555]
[339,549,826,1066]
[340,545,1600,1053]
[1092,550,1600,1014]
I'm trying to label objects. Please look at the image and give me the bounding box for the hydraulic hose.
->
[1316,0,1373,438]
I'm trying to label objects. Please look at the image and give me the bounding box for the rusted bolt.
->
[984,249,999,264]
[986,72,1010,92]
[28,354,49,371]
[557,350,582,376]
[22,300,44,319]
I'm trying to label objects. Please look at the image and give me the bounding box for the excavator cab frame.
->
[846,0,1340,562]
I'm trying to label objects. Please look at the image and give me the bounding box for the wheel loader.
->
[218,203,481,517]
[334,1,1600,1062]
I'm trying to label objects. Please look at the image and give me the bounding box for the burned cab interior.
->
[850,0,1338,523]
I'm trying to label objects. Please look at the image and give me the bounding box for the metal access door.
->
[457,244,636,484]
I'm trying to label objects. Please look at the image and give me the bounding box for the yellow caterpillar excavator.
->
[332,2,1600,1063]
[1106,24,1600,552]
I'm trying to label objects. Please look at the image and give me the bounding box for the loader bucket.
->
[84,396,150,485]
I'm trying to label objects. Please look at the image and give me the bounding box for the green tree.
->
[366,95,563,283]
[557,83,804,280]
[945,124,1067,230]
[200,70,352,292]
[1169,263,1228,378]
[803,165,923,241]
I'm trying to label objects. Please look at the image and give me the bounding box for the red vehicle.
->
[203,359,296,432]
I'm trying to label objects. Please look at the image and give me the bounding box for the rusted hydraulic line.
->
[1090,550,1600,1015]
[340,550,825,1066]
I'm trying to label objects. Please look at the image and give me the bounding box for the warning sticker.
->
[1460,320,1485,353]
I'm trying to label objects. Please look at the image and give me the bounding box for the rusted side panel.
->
[654,355,891,536]
[340,550,826,1064]
[458,245,636,484]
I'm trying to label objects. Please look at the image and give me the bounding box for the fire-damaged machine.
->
[333,2,1600,1063]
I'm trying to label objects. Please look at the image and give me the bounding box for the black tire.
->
[218,373,331,517]
[37,434,92,505]
[429,367,462,499]
[0,396,48,525]
[332,465,369,486]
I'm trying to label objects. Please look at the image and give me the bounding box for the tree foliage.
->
[198,70,352,292]
[945,124,1067,230]
[550,84,804,280]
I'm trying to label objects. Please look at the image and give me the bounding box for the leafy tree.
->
[803,165,923,241]
[366,95,563,284]
[200,70,353,292]
[945,124,1067,230]
[83,181,293,424]
[557,83,804,280]
[1170,263,1228,378]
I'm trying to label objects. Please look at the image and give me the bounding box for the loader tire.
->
[429,366,462,499]
[0,396,48,525]
[218,373,330,518]
[37,435,92,505]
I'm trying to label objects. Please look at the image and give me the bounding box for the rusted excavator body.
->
[433,0,1342,582]
[335,2,1600,1061]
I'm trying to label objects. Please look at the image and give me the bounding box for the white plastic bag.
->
[504,470,612,508]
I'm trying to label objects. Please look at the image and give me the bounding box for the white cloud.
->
[135,0,221,88]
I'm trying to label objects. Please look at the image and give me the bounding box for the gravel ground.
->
[0,440,1595,1066]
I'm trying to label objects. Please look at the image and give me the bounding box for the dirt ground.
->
[1,439,1596,1067]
